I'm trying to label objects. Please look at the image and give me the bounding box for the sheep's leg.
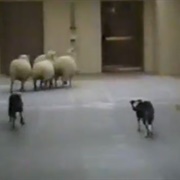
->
[19,112,25,126]
[44,80,48,89]
[48,81,50,89]
[69,76,73,87]
[61,76,64,86]
[63,81,67,86]
[63,80,67,85]
[10,80,14,93]
[49,79,53,89]
[20,81,25,92]
[40,80,43,89]
[50,79,53,88]
[62,75,68,86]
[55,79,57,88]
[68,79,71,87]
[33,79,37,91]
[54,76,58,88]
[61,79,67,87]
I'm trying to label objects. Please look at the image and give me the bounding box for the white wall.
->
[44,0,102,74]
[156,0,180,75]
[43,0,70,56]
[75,0,102,73]
[144,0,157,73]
[75,0,156,74]
[1,0,180,75]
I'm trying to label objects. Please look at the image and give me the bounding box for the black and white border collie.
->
[8,93,25,129]
[130,99,154,138]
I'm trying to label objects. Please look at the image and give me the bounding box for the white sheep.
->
[18,54,29,59]
[9,54,32,93]
[34,54,46,64]
[54,54,78,87]
[32,59,55,91]
[33,50,57,88]
[34,50,57,64]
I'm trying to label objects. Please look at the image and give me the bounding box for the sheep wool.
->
[46,50,57,60]
[9,55,32,93]
[54,55,77,87]
[34,54,46,64]
[18,54,30,60]
[32,59,55,90]
[34,50,57,64]
[33,50,57,88]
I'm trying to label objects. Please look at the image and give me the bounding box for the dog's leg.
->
[137,118,141,132]
[142,118,149,137]
[9,116,12,122]
[144,123,150,138]
[12,117,16,129]
[148,124,152,132]
[19,112,25,126]
[148,123,153,137]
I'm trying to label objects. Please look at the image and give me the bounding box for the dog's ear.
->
[16,92,22,97]
[137,99,143,103]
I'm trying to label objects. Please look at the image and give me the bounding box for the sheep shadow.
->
[1,83,78,95]
[0,75,80,94]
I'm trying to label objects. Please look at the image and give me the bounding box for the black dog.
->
[130,99,154,138]
[8,93,25,129]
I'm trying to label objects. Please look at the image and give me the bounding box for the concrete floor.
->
[0,74,180,180]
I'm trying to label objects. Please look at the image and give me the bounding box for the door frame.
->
[0,1,44,75]
[100,0,144,72]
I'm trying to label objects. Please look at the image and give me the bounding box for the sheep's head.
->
[18,54,30,62]
[46,50,56,60]
[67,48,75,55]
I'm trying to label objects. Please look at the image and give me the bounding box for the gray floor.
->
[0,74,180,180]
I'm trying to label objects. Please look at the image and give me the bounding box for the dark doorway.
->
[101,1,144,72]
[0,2,44,75]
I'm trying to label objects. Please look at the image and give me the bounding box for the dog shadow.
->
[0,121,11,131]
[0,119,26,133]
[0,120,18,132]
[138,128,157,140]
